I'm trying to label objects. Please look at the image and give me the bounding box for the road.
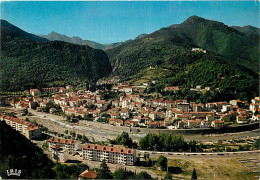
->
[138,149,260,159]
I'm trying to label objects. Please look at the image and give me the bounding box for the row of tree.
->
[139,133,203,152]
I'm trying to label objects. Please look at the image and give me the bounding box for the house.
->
[200,121,209,128]
[229,100,244,107]
[79,170,98,179]
[188,119,201,128]
[125,120,138,127]
[206,114,215,122]
[66,85,72,90]
[177,103,190,112]
[236,115,247,124]
[252,114,260,122]
[191,48,206,53]
[211,120,224,127]
[164,86,179,92]
[164,117,174,127]
[49,108,56,114]
[109,118,123,126]
[82,144,137,165]
[221,104,232,113]
[147,122,157,128]
[112,100,119,107]
[30,89,41,96]
[177,120,188,129]
[193,104,203,112]
[120,108,130,119]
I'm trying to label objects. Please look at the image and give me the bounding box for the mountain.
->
[231,25,260,36]
[0,20,112,91]
[106,15,259,76]
[40,31,107,49]
[105,15,259,100]
[0,19,48,42]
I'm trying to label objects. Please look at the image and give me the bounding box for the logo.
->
[6,169,22,176]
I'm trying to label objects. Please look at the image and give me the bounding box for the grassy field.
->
[152,158,259,180]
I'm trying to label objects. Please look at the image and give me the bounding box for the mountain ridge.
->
[0,19,48,42]
[39,31,108,49]
[0,20,112,91]
[106,15,259,76]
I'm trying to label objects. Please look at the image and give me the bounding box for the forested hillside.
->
[105,15,259,100]
[126,51,258,101]
[106,16,259,76]
[0,20,112,91]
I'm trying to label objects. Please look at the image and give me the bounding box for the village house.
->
[236,115,247,124]
[177,120,188,129]
[164,86,180,92]
[193,104,203,112]
[177,102,190,112]
[221,104,232,113]
[78,170,98,180]
[164,117,174,127]
[125,120,138,127]
[30,89,41,96]
[109,118,123,126]
[211,120,224,127]
[120,108,130,119]
[188,119,201,128]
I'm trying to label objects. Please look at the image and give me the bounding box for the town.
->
[7,84,259,130]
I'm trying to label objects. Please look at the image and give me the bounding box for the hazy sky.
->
[1,1,259,43]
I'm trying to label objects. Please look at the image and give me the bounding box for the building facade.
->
[47,137,81,154]
[0,115,42,139]
[82,144,137,165]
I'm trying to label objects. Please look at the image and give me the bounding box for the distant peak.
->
[183,15,206,24]
[50,31,59,35]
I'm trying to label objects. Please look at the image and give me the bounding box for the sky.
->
[1,1,259,44]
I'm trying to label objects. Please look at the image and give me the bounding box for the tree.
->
[164,172,172,180]
[113,168,135,179]
[30,102,39,110]
[254,139,259,149]
[81,134,89,143]
[191,168,197,180]
[157,155,168,171]
[110,132,136,148]
[98,160,113,179]
[134,171,152,179]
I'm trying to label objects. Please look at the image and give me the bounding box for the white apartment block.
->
[47,137,81,154]
[82,144,137,165]
[0,115,42,139]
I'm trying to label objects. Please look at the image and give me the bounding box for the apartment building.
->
[0,115,42,139]
[82,144,137,165]
[47,137,81,154]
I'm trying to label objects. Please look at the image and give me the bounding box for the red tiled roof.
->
[47,137,78,145]
[2,115,32,126]
[82,143,135,155]
[79,170,98,179]
[27,125,40,131]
